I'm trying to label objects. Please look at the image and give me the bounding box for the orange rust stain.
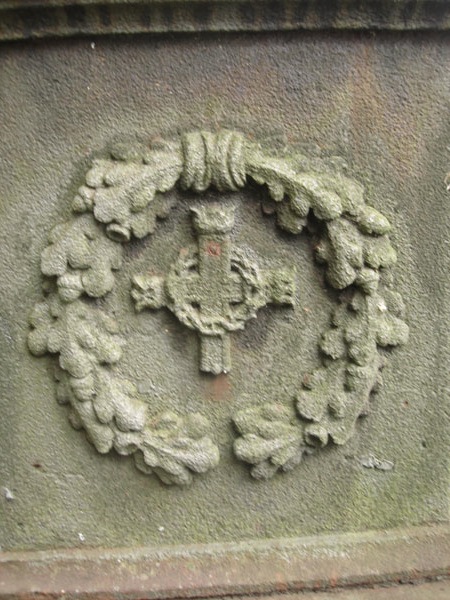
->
[273,570,289,593]
[274,580,289,593]
[206,241,221,257]
[206,373,232,402]
[347,39,425,181]
[329,572,339,588]
[302,373,313,386]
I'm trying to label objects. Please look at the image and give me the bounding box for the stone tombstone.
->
[0,1,449,598]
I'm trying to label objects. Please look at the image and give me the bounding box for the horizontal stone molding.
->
[0,0,450,41]
[1,523,449,599]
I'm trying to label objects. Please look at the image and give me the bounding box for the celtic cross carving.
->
[132,205,295,374]
[28,129,408,485]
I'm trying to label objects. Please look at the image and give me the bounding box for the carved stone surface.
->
[26,129,407,485]
[0,20,449,559]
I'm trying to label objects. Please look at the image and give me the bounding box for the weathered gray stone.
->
[0,1,449,597]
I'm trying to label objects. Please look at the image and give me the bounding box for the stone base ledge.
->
[257,579,450,599]
[1,523,449,599]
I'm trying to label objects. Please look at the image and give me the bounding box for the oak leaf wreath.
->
[28,130,409,485]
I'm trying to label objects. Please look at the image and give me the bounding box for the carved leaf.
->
[297,290,409,446]
[74,147,182,241]
[69,398,116,454]
[53,358,219,484]
[28,297,122,378]
[91,373,147,431]
[233,404,304,479]
[315,218,397,291]
[115,411,220,486]
[41,215,122,301]
[65,374,147,454]
[247,145,395,295]
[30,299,145,456]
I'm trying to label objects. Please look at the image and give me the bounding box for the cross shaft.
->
[189,206,237,373]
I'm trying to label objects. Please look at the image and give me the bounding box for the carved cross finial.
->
[132,205,296,375]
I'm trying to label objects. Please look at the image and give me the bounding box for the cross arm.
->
[263,267,296,306]
[131,274,167,311]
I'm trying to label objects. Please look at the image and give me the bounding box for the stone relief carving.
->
[28,130,408,485]
[132,204,296,374]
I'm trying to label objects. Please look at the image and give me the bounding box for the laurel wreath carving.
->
[28,130,408,484]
